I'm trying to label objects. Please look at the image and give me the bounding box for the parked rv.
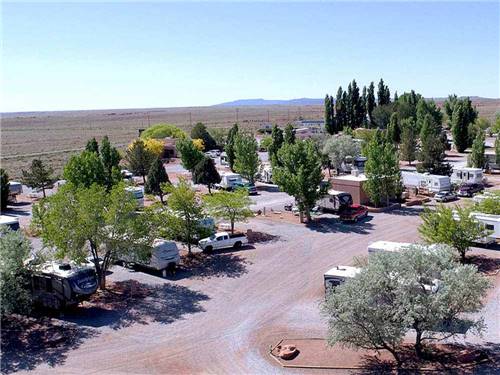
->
[0,215,20,231]
[324,265,361,293]
[120,239,180,277]
[216,172,243,191]
[219,152,229,166]
[317,190,353,213]
[451,167,485,185]
[125,186,144,207]
[121,169,133,181]
[453,211,500,245]
[30,261,98,310]
[367,241,411,256]
[401,172,451,194]
[198,232,248,252]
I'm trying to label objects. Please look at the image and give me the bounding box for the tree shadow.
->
[1,315,98,374]
[467,254,500,275]
[305,216,375,235]
[384,207,424,216]
[1,209,31,216]
[61,280,209,329]
[169,252,250,281]
[247,230,281,244]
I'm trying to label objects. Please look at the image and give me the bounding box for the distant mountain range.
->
[214,96,498,107]
[214,98,325,107]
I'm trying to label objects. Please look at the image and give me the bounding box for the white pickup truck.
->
[198,232,248,252]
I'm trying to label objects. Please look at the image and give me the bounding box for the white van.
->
[367,241,411,256]
[120,239,180,277]
[125,186,144,207]
[323,265,361,293]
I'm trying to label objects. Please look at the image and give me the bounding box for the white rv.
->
[120,239,180,277]
[367,241,411,256]
[8,181,23,196]
[317,189,353,212]
[217,172,243,190]
[451,167,485,185]
[125,186,144,207]
[401,172,451,193]
[452,211,499,245]
[219,152,229,166]
[258,164,273,183]
[324,265,361,292]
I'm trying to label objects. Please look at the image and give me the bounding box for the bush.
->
[140,124,187,140]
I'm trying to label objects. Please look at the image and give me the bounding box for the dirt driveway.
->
[5,208,500,374]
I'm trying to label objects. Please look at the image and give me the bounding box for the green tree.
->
[335,86,346,130]
[32,183,154,288]
[284,123,295,144]
[85,137,99,154]
[225,123,239,170]
[364,131,401,207]
[100,136,121,190]
[322,244,489,364]
[495,134,500,165]
[0,226,33,316]
[160,179,205,254]
[322,135,361,174]
[468,130,486,169]
[443,94,458,126]
[419,205,490,263]
[371,103,394,129]
[191,122,217,151]
[0,169,9,211]
[145,156,170,203]
[209,128,228,148]
[176,138,204,172]
[233,133,260,184]
[415,98,443,134]
[125,139,156,184]
[273,140,323,222]
[21,159,56,198]
[203,189,253,233]
[474,192,500,215]
[324,94,334,134]
[377,78,390,106]
[64,151,106,188]
[451,98,478,152]
[360,86,368,128]
[387,112,401,144]
[259,136,273,151]
[399,119,417,165]
[366,81,376,126]
[268,125,284,166]
[192,156,221,194]
[140,123,187,140]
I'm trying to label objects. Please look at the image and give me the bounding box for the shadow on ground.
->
[62,280,209,329]
[306,216,374,235]
[468,254,500,274]
[384,207,424,216]
[1,315,97,374]
[172,252,250,280]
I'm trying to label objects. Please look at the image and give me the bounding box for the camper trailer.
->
[401,172,451,194]
[217,172,243,190]
[324,265,361,293]
[367,241,411,256]
[120,239,180,277]
[30,261,98,310]
[125,186,144,207]
[452,211,500,244]
[317,190,353,213]
[451,167,485,185]
[0,215,20,231]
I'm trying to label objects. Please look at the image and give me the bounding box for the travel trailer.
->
[0,215,20,231]
[317,190,353,212]
[30,261,98,310]
[367,241,411,256]
[323,265,361,293]
[125,186,144,207]
[258,164,273,183]
[217,172,243,190]
[453,211,500,244]
[120,239,180,277]
[401,171,451,194]
[451,167,485,185]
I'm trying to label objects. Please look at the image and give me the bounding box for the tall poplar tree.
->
[335,86,346,131]
[225,123,239,170]
[324,94,334,134]
[367,82,376,127]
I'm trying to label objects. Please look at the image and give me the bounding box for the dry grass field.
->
[1,98,498,178]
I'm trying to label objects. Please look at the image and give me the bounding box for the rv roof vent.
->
[59,263,71,271]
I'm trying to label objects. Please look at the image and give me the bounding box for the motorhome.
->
[451,167,485,185]
[401,172,451,194]
[120,239,180,277]
[30,261,98,310]
[217,172,243,190]
[367,241,411,256]
[317,190,353,212]
[125,186,144,207]
[0,215,20,231]
[323,265,361,293]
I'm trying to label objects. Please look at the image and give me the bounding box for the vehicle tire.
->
[234,241,242,249]
[203,246,213,253]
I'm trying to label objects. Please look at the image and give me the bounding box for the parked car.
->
[434,191,457,202]
[198,232,248,252]
[339,205,368,222]
[234,182,258,195]
[457,183,484,197]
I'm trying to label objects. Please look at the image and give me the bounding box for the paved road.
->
[11,207,472,374]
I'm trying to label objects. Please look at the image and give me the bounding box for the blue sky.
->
[2,1,499,112]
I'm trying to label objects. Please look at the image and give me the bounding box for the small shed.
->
[330,173,369,205]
